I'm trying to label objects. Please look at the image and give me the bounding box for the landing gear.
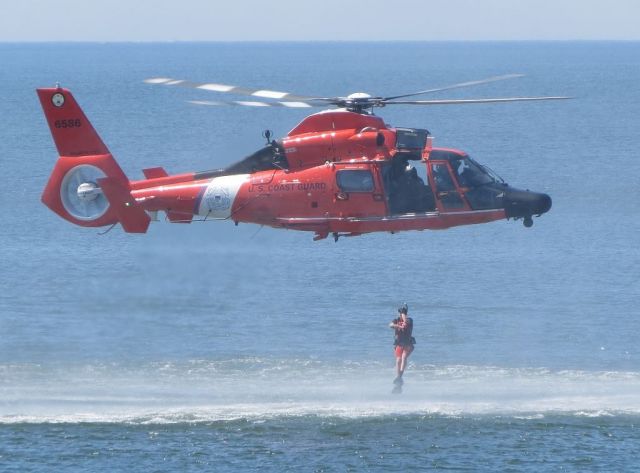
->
[313,232,328,241]
[523,216,533,228]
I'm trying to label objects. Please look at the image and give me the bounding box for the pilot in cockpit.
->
[453,159,471,187]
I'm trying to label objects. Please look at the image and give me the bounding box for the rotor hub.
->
[77,181,102,201]
[347,92,372,100]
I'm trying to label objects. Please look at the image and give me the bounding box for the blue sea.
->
[1,42,639,471]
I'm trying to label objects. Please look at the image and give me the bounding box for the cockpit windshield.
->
[478,161,505,184]
[451,156,503,187]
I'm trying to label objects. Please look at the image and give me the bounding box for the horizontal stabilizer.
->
[98,177,150,233]
[142,167,169,179]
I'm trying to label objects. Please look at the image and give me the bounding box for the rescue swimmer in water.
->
[389,303,416,392]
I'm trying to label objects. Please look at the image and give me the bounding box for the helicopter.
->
[37,74,567,241]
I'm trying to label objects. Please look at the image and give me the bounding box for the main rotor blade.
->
[383,74,526,101]
[383,96,572,106]
[188,99,324,108]
[145,77,327,103]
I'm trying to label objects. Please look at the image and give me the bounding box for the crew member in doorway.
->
[389,304,416,385]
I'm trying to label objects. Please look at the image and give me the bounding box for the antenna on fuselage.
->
[262,129,273,145]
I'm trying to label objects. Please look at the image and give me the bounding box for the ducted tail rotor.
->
[60,164,110,221]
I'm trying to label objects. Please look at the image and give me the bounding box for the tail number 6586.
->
[54,119,82,128]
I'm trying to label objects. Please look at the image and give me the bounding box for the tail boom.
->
[38,87,248,233]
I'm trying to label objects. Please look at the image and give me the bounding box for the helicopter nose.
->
[503,188,552,221]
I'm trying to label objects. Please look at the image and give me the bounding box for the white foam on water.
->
[2,361,640,423]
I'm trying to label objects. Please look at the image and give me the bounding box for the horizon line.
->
[2,39,640,44]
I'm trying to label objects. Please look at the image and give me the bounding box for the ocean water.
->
[1,41,639,471]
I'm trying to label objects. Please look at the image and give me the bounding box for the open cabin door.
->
[383,157,436,215]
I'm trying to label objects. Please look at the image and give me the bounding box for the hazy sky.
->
[3,0,639,41]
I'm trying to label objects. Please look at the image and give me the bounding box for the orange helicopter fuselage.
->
[38,87,551,239]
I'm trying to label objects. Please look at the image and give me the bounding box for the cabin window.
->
[336,170,374,192]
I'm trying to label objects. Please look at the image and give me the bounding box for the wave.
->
[2,360,640,423]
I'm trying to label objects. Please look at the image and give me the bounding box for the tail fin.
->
[37,87,110,157]
[37,87,150,233]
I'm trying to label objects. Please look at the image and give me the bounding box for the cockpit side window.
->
[431,163,456,191]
